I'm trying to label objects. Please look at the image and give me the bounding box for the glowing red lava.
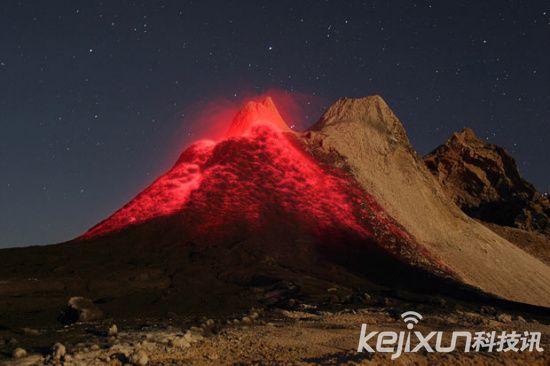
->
[225,97,291,137]
[81,97,418,260]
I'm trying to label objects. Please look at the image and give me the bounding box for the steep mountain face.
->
[299,96,550,307]
[423,128,550,235]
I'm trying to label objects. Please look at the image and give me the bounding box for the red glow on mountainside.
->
[172,89,323,145]
[225,97,290,137]
[81,97,423,263]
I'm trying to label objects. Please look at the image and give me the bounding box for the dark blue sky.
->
[1,0,549,247]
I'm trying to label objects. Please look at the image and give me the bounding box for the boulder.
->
[60,296,103,324]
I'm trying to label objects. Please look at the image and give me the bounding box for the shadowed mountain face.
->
[424,128,550,235]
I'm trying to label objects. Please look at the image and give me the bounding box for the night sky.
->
[1,1,549,247]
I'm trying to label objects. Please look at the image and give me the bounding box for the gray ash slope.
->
[299,96,550,307]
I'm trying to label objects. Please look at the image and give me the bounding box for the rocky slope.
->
[424,127,550,235]
[300,96,550,307]
[482,222,550,266]
[3,300,549,366]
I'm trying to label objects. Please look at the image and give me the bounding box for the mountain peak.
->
[450,127,482,145]
[309,95,411,149]
[226,96,291,137]
[424,128,550,234]
[311,95,392,128]
[456,127,477,138]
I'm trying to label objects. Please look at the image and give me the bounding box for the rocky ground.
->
[1,292,548,366]
[482,222,550,267]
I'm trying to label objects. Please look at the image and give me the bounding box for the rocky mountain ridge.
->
[424,127,550,235]
[299,96,550,307]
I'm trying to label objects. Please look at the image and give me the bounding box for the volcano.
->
[81,97,445,275]
[2,95,550,330]
[76,95,550,308]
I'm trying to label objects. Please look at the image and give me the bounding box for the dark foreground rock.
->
[60,297,104,324]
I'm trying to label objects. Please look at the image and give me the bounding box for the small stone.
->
[516,315,527,323]
[241,316,252,324]
[130,350,148,366]
[184,329,203,343]
[480,306,496,316]
[52,342,66,360]
[203,319,215,329]
[108,324,118,336]
[249,312,259,320]
[168,337,190,349]
[25,355,46,364]
[461,311,483,325]
[497,313,512,323]
[22,328,41,336]
[363,293,373,302]
[484,319,502,328]
[61,296,103,323]
[12,347,27,359]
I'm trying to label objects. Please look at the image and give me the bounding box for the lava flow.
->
[81,97,426,264]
